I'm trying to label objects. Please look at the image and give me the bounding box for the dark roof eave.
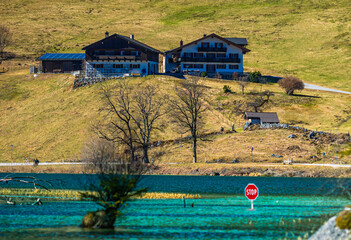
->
[82,34,162,54]
[165,33,250,54]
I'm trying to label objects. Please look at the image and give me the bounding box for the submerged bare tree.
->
[131,84,167,163]
[170,77,207,163]
[0,175,59,190]
[80,138,147,229]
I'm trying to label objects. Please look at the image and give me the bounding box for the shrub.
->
[249,71,262,83]
[223,85,232,93]
[336,210,351,230]
[278,76,304,95]
[200,72,207,78]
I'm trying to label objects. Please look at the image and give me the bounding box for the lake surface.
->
[0,173,348,195]
[0,174,350,239]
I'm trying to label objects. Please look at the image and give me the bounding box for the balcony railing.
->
[181,57,241,63]
[198,47,227,52]
[89,55,147,61]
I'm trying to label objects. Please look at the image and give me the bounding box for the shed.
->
[244,112,279,124]
[39,53,85,73]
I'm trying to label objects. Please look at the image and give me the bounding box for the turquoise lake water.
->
[0,174,350,239]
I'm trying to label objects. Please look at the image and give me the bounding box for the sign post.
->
[245,183,259,210]
[10,144,13,166]
[322,152,325,166]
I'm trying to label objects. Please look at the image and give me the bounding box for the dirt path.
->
[304,83,351,95]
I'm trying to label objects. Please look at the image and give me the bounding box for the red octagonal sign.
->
[245,183,259,201]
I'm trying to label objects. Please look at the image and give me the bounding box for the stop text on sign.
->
[246,189,257,195]
[245,183,259,201]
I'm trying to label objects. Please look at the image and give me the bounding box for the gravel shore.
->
[309,216,350,240]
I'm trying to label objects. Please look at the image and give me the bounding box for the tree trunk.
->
[142,145,149,163]
[287,89,294,95]
[193,136,197,163]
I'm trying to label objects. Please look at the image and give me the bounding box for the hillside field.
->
[0,70,350,164]
[0,0,350,165]
[0,0,350,90]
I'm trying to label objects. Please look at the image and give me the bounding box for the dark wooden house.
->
[39,53,85,73]
[244,112,280,124]
[82,32,161,78]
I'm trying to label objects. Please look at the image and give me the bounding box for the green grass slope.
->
[0,0,350,90]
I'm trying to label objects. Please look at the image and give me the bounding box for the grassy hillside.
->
[0,70,350,163]
[0,0,350,90]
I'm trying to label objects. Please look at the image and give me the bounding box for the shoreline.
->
[0,163,350,178]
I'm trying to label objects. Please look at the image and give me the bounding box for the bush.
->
[249,71,262,83]
[200,72,207,78]
[336,210,351,230]
[278,76,304,95]
[223,85,232,93]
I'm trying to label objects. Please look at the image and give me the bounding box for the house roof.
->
[39,53,85,61]
[244,112,280,123]
[82,34,162,54]
[165,33,250,54]
[225,38,248,46]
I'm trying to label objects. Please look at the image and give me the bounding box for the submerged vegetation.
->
[0,188,201,200]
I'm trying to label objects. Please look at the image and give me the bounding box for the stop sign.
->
[245,183,259,201]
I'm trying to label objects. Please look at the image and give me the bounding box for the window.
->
[183,64,193,68]
[229,65,239,69]
[194,53,204,58]
[229,53,239,59]
[93,64,103,68]
[215,42,224,48]
[184,52,193,58]
[207,53,215,59]
[113,64,123,68]
[106,50,114,55]
[201,42,209,48]
[130,64,140,69]
[194,64,203,68]
[216,53,226,58]
[217,64,226,69]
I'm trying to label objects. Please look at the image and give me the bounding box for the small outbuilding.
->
[244,112,279,124]
[39,53,85,73]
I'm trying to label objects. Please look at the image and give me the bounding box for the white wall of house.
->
[164,37,245,74]
[86,61,158,78]
[163,53,179,73]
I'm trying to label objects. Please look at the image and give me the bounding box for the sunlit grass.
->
[0,0,350,90]
[0,71,350,164]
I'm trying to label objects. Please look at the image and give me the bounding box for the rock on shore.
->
[309,216,350,240]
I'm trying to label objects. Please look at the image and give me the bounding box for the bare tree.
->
[236,75,250,94]
[81,137,117,173]
[246,90,274,112]
[131,84,167,163]
[0,25,12,58]
[171,77,207,163]
[232,90,273,116]
[94,81,136,162]
[278,76,304,95]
